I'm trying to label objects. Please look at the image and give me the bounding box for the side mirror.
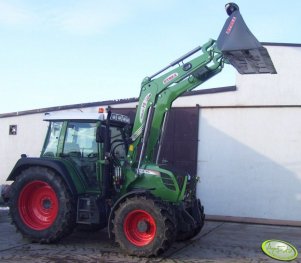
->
[96,126,106,143]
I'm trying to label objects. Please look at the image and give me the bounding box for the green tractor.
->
[7,3,276,257]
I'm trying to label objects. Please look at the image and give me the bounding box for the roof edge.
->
[0,86,236,118]
[262,42,301,47]
[0,97,137,118]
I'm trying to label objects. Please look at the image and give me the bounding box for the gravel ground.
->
[0,208,300,263]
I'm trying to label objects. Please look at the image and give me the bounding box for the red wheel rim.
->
[18,180,59,230]
[124,210,156,246]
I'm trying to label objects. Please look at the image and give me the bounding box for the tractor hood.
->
[216,5,277,74]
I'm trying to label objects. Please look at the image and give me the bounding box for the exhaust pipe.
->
[217,3,277,74]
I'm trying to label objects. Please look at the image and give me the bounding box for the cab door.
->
[62,121,100,190]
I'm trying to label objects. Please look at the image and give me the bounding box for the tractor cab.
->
[41,110,131,191]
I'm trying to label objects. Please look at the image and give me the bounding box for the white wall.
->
[0,114,48,184]
[1,45,300,223]
[173,45,301,107]
[197,107,301,221]
[175,45,301,221]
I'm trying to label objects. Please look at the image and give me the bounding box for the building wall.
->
[1,45,300,223]
[190,45,301,222]
[173,45,301,107]
[0,113,48,183]
[197,107,301,221]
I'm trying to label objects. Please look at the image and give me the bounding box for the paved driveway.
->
[0,208,300,262]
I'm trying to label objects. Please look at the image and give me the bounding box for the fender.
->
[107,189,150,239]
[7,157,82,196]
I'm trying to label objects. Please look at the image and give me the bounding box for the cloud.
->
[0,1,33,26]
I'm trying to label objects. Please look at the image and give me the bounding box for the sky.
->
[0,0,300,114]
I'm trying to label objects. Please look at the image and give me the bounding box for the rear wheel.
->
[9,167,76,243]
[113,195,176,257]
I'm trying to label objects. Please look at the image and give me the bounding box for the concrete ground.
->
[0,208,300,263]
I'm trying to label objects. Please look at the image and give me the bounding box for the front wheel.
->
[9,167,76,243]
[113,195,176,257]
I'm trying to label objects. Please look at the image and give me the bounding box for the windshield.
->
[63,122,98,158]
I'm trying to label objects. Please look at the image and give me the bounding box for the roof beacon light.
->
[98,107,106,113]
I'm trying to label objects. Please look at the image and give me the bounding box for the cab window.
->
[42,121,63,157]
[63,122,98,158]
[110,126,126,160]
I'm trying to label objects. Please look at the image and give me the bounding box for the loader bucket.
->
[216,4,277,74]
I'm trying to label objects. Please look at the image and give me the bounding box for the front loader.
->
[7,3,276,257]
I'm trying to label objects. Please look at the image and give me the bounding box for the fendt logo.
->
[226,16,236,34]
[139,93,151,123]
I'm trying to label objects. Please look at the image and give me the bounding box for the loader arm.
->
[127,39,224,166]
[127,3,276,170]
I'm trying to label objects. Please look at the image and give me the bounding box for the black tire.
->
[9,167,76,243]
[113,195,176,257]
[176,199,205,241]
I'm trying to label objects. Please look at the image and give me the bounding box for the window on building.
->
[9,125,17,135]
